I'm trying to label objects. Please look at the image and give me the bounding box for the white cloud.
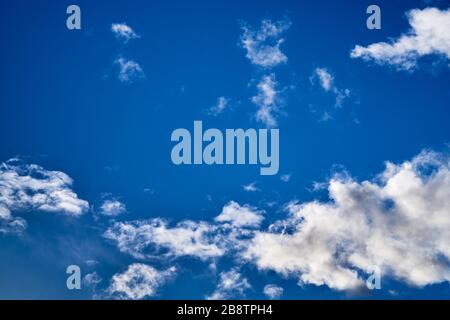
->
[244,150,450,290]
[108,263,175,300]
[263,284,283,299]
[314,68,334,91]
[104,219,224,260]
[251,74,282,127]
[242,182,260,192]
[114,57,145,83]
[241,19,291,68]
[206,269,251,300]
[310,68,350,108]
[215,201,264,228]
[83,272,102,288]
[208,97,230,116]
[100,198,126,217]
[111,23,140,43]
[350,8,450,70]
[0,159,89,234]
[104,150,450,292]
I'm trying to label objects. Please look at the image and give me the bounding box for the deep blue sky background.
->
[0,0,449,299]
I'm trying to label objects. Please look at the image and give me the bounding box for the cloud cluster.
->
[240,19,291,128]
[351,7,450,70]
[0,159,88,234]
[105,149,450,295]
[111,22,144,83]
[245,150,450,290]
[240,19,291,68]
[108,263,176,299]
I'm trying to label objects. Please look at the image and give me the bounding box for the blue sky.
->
[0,0,449,299]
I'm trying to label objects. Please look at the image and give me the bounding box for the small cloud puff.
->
[241,19,291,68]
[100,198,126,217]
[263,284,283,299]
[114,57,145,83]
[108,264,176,300]
[111,23,140,43]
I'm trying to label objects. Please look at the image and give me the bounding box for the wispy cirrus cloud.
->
[350,7,450,70]
[111,23,140,43]
[208,96,230,116]
[310,67,351,109]
[0,159,89,234]
[242,181,260,192]
[251,74,284,128]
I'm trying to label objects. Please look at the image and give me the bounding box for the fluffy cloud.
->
[108,263,175,299]
[104,218,224,260]
[251,74,283,128]
[244,150,450,290]
[114,57,145,83]
[104,150,450,293]
[241,19,291,68]
[0,159,89,234]
[100,198,126,217]
[206,269,251,300]
[104,200,262,263]
[350,8,450,70]
[215,201,264,228]
[310,67,351,108]
[208,96,230,116]
[111,23,140,43]
[263,284,283,299]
